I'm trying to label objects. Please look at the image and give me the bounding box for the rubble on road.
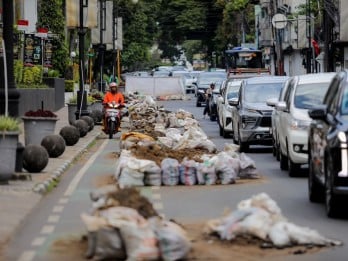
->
[114,95,261,187]
[204,193,343,248]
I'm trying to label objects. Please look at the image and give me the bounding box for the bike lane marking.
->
[18,139,109,261]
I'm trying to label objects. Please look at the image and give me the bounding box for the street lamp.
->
[111,0,138,83]
[306,0,312,74]
[75,0,89,120]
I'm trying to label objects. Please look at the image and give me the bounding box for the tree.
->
[37,0,68,77]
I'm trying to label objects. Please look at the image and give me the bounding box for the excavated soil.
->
[129,144,210,166]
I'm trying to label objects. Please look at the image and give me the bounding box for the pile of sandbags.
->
[81,187,191,261]
[205,193,342,248]
[114,145,259,188]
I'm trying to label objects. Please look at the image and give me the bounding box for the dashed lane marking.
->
[17,251,35,261]
[40,225,55,234]
[52,205,64,213]
[31,237,46,247]
[64,139,108,197]
[47,215,60,223]
[58,198,69,204]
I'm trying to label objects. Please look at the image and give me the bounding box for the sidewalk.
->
[0,103,101,249]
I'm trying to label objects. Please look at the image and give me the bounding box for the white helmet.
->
[109,82,118,88]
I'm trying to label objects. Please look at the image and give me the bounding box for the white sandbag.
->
[80,213,108,232]
[161,158,180,186]
[118,167,144,188]
[239,152,256,169]
[114,150,132,179]
[120,221,160,261]
[179,159,197,185]
[148,217,191,261]
[144,162,162,186]
[214,152,238,184]
[223,143,240,153]
[268,221,292,247]
[197,161,216,185]
[99,206,147,228]
[157,136,174,148]
[94,227,127,261]
[144,95,157,107]
[237,193,284,221]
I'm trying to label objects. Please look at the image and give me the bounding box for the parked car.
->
[229,76,288,152]
[217,79,243,138]
[308,70,348,217]
[266,78,291,160]
[277,72,336,177]
[195,71,227,107]
[171,71,197,93]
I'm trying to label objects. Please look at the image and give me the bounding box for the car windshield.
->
[226,84,240,99]
[199,73,226,85]
[294,82,330,109]
[244,82,283,103]
[341,85,348,115]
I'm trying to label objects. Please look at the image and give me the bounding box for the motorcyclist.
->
[102,82,125,131]
[103,82,124,105]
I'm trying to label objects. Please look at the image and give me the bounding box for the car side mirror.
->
[228,97,239,106]
[266,97,278,107]
[308,106,327,120]
[276,101,287,112]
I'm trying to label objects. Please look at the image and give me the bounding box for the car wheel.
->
[272,137,277,157]
[196,101,201,107]
[280,149,288,171]
[308,153,324,203]
[276,141,280,161]
[219,124,223,136]
[325,158,342,218]
[223,128,230,139]
[238,128,249,152]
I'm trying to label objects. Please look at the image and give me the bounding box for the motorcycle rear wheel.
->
[109,121,115,139]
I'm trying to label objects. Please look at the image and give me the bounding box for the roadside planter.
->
[22,109,58,146]
[0,116,20,182]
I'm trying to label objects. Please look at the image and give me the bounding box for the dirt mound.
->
[130,144,210,166]
[105,187,158,218]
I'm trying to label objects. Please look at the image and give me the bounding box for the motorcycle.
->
[103,102,124,139]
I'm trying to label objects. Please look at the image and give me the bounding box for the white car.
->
[266,78,291,160]
[217,79,243,138]
[171,71,197,93]
[277,72,336,177]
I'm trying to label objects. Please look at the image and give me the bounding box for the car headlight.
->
[338,131,347,143]
[290,118,311,130]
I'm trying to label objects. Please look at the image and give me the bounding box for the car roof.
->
[295,72,336,84]
[243,76,289,84]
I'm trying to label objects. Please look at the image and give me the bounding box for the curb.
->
[32,130,101,194]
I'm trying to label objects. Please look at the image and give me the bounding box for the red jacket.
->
[103,91,125,105]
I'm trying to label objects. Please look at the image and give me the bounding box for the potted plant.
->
[67,94,94,124]
[0,115,20,182]
[21,109,59,146]
[89,91,104,111]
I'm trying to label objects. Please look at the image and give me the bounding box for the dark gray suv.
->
[229,76,288,152]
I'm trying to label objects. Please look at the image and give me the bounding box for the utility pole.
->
[98,0,106,91]
[306,0,312,74]
[75,0,89,120]
[0,0,20,117]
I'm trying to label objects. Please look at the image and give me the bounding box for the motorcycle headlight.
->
[290,118,311,130]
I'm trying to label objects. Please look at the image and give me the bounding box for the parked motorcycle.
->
[103,102,124,139]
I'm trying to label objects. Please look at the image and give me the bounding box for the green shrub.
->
[65,80,75,92]
[0,116,20,132]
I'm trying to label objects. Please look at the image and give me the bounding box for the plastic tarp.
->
[125,76,185,96]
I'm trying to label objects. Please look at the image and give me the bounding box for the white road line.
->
[151,186,160,190]
[40,225,55,234]
[17,251,35,261]
[152,193,161,200]
[64,139,108,197]
[52,205,64,213]
[153,202,163,210]
[58,198,69,204]
[31,237,46,247]
[47,215,60,223]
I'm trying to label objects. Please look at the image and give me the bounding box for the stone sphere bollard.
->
[80,115,94,131]
[41,134,66,158]
[59,125,80,146]
[72,119,89,137]
[23,144,49,173]
[89,110,103,124]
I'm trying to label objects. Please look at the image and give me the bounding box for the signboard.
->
[24,34,42,65]
[17,19,29,31]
